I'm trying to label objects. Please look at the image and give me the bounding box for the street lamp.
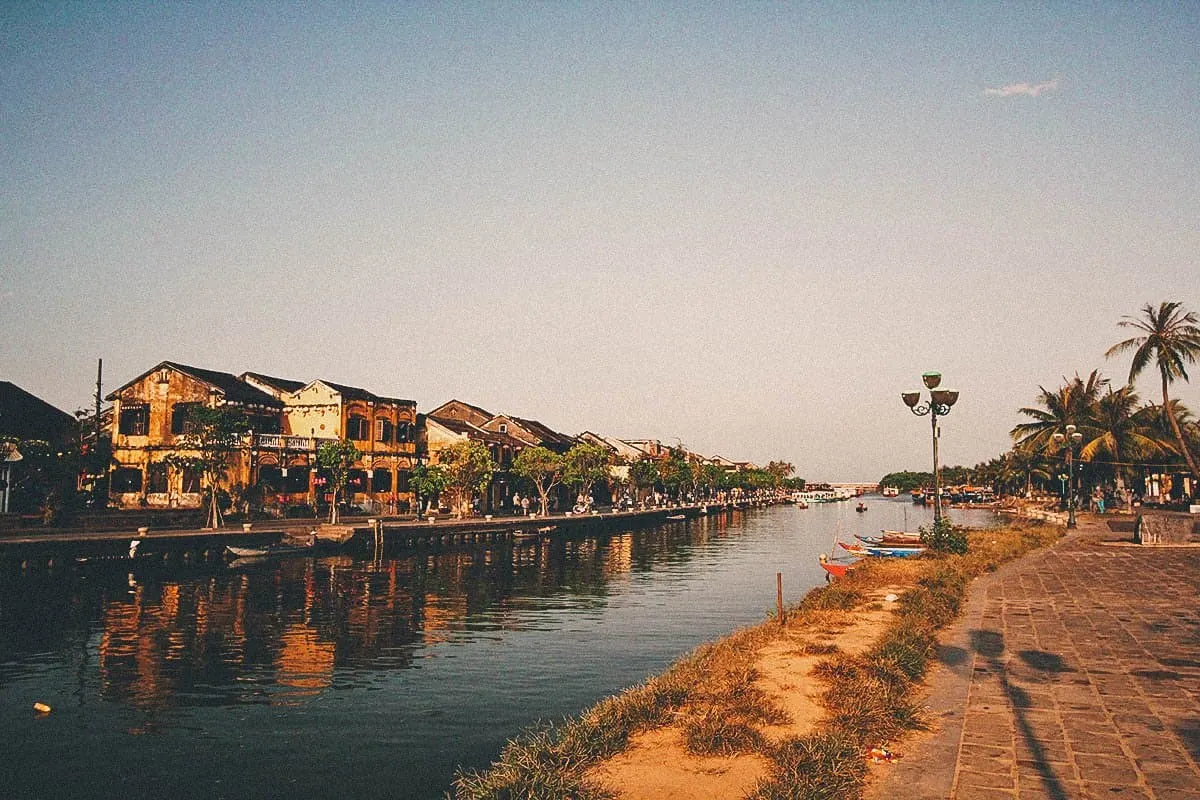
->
[1053,424,1083,529]
[902,371,959,523]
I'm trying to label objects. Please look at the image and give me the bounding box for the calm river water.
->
[0,501,997,799]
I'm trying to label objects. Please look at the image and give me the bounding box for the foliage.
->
[437,439,496,516]
[918,515,968,555]
[1,437,84,525]
[316,438,361,524]
[1106,300,1200,479]
[877,470,932,492]
[409,464,449,513]
[562,442,612,503]
[168,405,250,528]
[629,457,659,503]
[511,446,562,516]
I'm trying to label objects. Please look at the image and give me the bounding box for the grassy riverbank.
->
[450,520,1062,800]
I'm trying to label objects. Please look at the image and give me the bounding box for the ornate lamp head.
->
[901,391,921,408]
[922,372,942,390]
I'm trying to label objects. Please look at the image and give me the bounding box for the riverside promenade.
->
[867,515,1200,800]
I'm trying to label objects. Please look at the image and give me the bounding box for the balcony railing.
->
[249,434,337,451]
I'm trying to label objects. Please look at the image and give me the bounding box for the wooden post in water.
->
[776,572,784,624]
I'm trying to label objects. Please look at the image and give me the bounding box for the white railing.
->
[249,434,339,451]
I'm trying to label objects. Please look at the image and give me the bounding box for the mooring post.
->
[776,572,784,624]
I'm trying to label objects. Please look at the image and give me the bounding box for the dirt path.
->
[587,589,904,799]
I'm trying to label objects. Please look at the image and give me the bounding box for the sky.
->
[2,2,1198,482]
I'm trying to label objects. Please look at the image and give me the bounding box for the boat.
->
[666,514,687,520]
[226,535,316,559]
[856,531,922,546]
[839,540,925,558]
[818,553,858,579]
[855,502,867,513]
[881,487,899,498]
[838,541,869,555]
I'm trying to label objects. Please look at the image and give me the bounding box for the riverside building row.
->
[98,360,755,515]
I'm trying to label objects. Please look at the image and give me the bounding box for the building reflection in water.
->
[6,519,733,725]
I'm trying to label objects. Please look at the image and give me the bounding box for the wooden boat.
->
[840,540,924,558]
[666,514,687,520]
[839,541,869,555]
[818,553,857,578]
[855,502,867,513]
[226,537,315,558]
[856,532,922,546]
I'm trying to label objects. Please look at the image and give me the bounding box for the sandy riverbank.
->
[451,520,1064,799]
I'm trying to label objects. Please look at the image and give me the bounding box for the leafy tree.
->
[1011,370,1108,455]
[1080,385,1164,493]
[1,437,83,525]
[167,405,250,529]
[511,446,563,516]
[657,453,692,500]
[562,442,612,506]
[919,516,968,555]
[437,440,495,516]
[877,471,932,492]
[410,464,449,514]
[1106,301,1200,479]
[629,458,659,505]
[765,460,794,489]
[316,438,361,524]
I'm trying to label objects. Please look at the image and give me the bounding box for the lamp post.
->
[1053,424,1083,529]
[902,372,959,523]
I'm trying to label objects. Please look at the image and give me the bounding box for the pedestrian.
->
[513,493,521,515]
[521,496,530,516]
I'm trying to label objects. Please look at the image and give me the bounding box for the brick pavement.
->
[868,516,1200,799]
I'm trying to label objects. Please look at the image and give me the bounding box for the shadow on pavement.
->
[968,629,1072,800]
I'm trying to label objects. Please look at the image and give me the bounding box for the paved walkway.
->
[868,515,1200,799]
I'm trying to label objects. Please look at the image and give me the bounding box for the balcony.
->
[251,434,337,451]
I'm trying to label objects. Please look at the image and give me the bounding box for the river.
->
[0,500,998,799]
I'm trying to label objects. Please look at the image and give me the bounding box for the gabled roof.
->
[240,371,307,395]
[504,415,577,447]
[428,399,494,425]
[310,380,415,407]
[425,415,528,448]
[108,361,282,408]
[0,381,75,442]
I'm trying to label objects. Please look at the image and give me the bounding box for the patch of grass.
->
[452,522,1063,799]
[749,731,867,800]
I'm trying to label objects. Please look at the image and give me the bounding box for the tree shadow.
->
[968,631,1071,800]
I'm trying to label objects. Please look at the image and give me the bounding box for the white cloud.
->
[984,78,1060,98]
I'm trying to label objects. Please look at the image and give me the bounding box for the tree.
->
[1,436,83,525]
[629,458,659,505]
[511,446,563,516]
[410,464,449,514]
[167,405,250,529]
[1080,385,1164,493]
[1011,370,1108,455]
[765,460,794,489]
[562,442,612,507]
[438,440,495,516]
[1106,301,1200,480]
[316,438,361,524]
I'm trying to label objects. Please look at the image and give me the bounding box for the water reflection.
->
[0,503,996,799]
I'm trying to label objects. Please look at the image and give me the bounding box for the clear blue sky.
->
[2,3,1197,481]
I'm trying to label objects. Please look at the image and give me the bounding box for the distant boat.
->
[855,502,867,513]
[881,487,899,498]
[666,514,687,520]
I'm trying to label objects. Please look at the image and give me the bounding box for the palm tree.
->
[1011,370,1108,454]
[1106,301,1200,480]
[1079,385,1163,494]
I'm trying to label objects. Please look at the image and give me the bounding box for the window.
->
[118,404,149,436]
[284,466,310,494]
[347,469,367,491]
[498,423,507,433]
[376,419,394,443]
[372,469,392,492]
[111,467,143,493]
[347,415,369,441]
[181,467,202,494]
[259,466,283,491]
[396,470,411,493]
[146,463,169,493]
[171,403,200,435]
[396,421,412,442]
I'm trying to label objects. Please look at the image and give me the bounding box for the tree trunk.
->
[1162,375,1200,480]
[330,488,339,525]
